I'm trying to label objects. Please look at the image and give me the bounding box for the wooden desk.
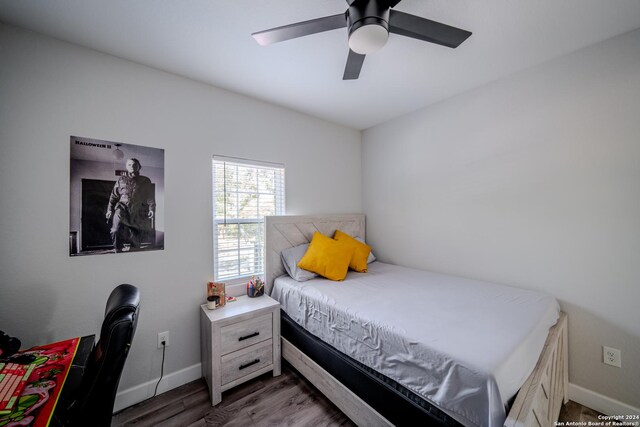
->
[0,336,93,427]
[50,336,94,426]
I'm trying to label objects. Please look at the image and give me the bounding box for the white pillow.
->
[355,237,377,264]
[280,243,318,282]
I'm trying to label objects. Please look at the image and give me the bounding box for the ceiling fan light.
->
[348,24,389,55]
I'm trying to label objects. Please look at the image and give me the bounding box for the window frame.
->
[212,156,285,284]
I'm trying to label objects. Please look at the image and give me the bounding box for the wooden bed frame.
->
[265,214,568,427]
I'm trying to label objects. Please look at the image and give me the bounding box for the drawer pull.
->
[238,332,259,341]
[239,359,260,370]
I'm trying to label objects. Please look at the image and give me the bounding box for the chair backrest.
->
[71,284,140,426]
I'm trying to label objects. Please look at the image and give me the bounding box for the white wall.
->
[363,29,640,408]
[0,23,361,406]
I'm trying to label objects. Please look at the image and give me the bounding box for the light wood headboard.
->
[264,214,365,295]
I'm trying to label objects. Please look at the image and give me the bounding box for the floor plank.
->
[113,380,207,426]
[559,400,605,423]
[155,392,211,427]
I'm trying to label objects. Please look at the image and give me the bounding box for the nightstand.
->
[200,294,281,405]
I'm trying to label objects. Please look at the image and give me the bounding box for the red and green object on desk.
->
[0,363,36,416]
[0,337,80,427]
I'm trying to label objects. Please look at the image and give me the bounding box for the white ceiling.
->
[1,0,640,130]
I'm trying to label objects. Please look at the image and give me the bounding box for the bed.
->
[265,214,568,427]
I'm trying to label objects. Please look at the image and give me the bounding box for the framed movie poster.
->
[70,136,165,256]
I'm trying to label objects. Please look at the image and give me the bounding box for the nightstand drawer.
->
[220,313,272,355]
[221,339,273,385]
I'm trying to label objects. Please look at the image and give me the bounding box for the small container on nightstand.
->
[200,294,281,406]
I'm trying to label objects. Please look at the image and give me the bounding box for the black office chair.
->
[68,284,140,426]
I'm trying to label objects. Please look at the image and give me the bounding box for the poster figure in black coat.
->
[106,158,155,252]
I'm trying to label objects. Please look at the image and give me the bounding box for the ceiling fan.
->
[252,0,472,80]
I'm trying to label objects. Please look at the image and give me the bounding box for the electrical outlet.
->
[158,331,170,349]
[603,346,621,368]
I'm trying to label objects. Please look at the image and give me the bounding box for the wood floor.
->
[113,363,601,426]
[559,400,605,423]
[112,363,355,427]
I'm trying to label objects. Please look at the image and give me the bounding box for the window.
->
[212,156,285,282]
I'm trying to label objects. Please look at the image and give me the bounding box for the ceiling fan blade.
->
[343,49,366,80]
[389,9,471,48]
[252,13,347,46]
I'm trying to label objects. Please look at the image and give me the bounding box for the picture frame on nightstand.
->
[207,281,226,308]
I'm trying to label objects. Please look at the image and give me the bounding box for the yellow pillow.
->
[297,232,355,281]
[333,230,371,273]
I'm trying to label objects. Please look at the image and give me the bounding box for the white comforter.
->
[271,262,560,427]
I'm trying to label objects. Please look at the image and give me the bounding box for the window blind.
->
[212,156,285,281]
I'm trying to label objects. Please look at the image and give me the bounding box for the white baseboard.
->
[569,383,640,416]
[113,363,202,412]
